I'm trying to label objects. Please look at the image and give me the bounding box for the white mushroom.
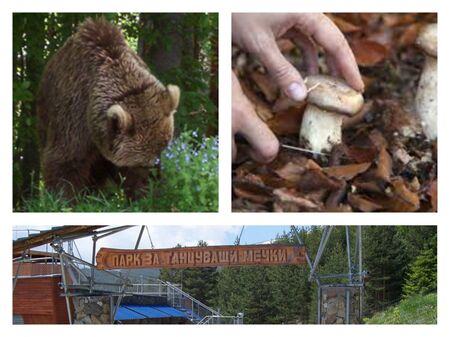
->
[415,23,437,140]
[299,75,364,153]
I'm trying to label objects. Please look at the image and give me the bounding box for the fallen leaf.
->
[350,39,389,66]
[323,162,372,180]
[398,23,424,48]
[386,177,421,211]
[233,181,272,204]
[277,38,296,53]
[375,146,392,182]
[325,180,347,208]
[429,180,437,212]
[348,194,383,212]
[273,160,307,183]
[298,169,341,192]
[267,105,305,136]
[240,78,274,121]
[249,71,279,102]
[347,146,378,163]
[273,188,320,209]
[382,13,417,27]
[327,14,362,33]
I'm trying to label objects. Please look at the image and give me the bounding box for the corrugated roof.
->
[115,305,188,321]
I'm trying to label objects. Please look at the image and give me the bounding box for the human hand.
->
[232,72,279,163]
[232,13,364,101]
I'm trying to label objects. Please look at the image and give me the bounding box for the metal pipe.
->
[358,226,363,321]
[291,226,320,286]
[13,258,25,291]
[111,226,145,321]
[345,289,350,324]
[58,254,73,324]
[345,226,352,324]
[90,235,97,294]
[317,286,322,324]
[309,226,333,281]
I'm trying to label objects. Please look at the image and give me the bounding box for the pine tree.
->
[402,234,437,297]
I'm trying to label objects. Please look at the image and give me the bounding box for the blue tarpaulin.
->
[115,305,188,321]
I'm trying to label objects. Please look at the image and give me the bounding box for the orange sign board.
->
[96,244,306,270]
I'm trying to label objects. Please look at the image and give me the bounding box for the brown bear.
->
[37,18,180,200]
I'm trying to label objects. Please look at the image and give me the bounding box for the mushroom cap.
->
[305,75,364,116]
[416,23,437,57]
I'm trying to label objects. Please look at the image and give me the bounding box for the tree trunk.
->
[138,13,185,76]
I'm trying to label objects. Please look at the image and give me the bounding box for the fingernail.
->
[286,82,307,101]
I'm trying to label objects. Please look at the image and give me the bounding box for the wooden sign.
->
[96,244,306,270]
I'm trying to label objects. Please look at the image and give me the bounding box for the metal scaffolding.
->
[291,225,366,324]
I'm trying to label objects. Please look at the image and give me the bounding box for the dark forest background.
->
[160,226,437,324]
[13,13,218,210]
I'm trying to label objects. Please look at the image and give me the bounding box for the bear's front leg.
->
[42,159,91,201]
[118,167,150,200]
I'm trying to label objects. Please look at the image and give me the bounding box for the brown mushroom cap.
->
[305,75,364,116]
[416,23,437,58]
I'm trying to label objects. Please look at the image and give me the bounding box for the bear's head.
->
[92,83,180,168]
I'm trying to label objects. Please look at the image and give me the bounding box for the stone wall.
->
[320,287,360,324]
[73,296,111,324]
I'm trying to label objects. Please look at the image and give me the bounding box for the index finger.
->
[295,14,364,92]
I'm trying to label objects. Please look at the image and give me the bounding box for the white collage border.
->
[1,1,448,336]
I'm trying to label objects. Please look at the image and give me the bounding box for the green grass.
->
[15,131,218,212]
[364,293,437,324]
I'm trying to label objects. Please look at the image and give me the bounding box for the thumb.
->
[251,33,307,101]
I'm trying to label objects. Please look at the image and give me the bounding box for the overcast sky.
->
[13,225,297,261]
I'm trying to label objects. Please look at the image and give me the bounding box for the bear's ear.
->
[107,104,133,133]
[167,84,180,113]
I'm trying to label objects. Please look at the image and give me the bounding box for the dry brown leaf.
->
[277,38,296,53]
[249,71,279,102]
[399,23,424,48]
[267,104,305,136]
[348,194,383,212]
[273,188,320,209]
[347,146,378,164]
[240,78,274,121]
[298,169,341,192]
[323,162,372,180]
[352,178,385,194]
[273,161,307,183]
[382,13,417,27]
[233,181,272,204]
[375,146,392,182]
[429,180,437,212]
[327,14,362,33]
[350,39,389,66]
[387,178,421,212]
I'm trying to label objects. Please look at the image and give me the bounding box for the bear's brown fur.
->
[37,18,180,199]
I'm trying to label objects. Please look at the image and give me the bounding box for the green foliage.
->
[160,241,218,306]
[364,293,437,324]
[363,226,408,314]
[402,236,437,297]
[17,132,218,212]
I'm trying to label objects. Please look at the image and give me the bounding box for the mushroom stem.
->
[415,23,437,140]
[416,53,437,140]
[298,75,364,153]
[300,104,344,153]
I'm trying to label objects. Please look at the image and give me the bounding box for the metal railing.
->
[198,315,244,325]
[13,246,243,324]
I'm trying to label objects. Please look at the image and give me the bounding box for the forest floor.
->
[364,292,437,324]
[232,13,437,212]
